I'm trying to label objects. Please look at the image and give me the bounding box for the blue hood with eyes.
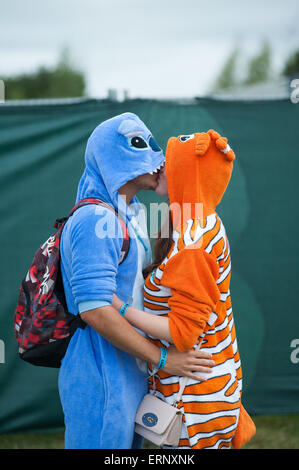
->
[76,112,165,217]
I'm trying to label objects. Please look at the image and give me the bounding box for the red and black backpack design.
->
[14,198,130,368]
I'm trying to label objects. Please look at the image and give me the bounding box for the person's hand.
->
[164,344,214,381]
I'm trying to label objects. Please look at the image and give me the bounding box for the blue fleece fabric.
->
[58,113,164,449]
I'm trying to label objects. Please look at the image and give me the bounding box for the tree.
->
[283,49,299,77]
[212,48,239,92]
[3,48,86,100]
[244,41,271,85]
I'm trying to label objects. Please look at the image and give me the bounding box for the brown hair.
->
[143,206,173,279]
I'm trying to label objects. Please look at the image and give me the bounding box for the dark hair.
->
[143,206,173,279]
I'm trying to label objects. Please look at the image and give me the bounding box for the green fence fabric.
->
[0,98,298,434]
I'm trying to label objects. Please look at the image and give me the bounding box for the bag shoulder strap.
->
[68,197,112,218]
[55,197,130,264]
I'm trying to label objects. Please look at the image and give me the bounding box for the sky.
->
[1,0,298,99]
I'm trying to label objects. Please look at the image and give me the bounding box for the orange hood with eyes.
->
[165,129,235,229]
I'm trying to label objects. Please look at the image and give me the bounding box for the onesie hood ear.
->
[165,130,235,229]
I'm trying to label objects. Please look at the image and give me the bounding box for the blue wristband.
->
[157,347,167,370]
[119,302,130,317]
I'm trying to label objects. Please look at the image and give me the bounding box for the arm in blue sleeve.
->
[69,204,123,306]
[78,300,110,313]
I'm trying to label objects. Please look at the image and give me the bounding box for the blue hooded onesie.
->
[58,113,165,449]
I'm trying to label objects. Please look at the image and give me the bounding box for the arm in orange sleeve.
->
[161,243,221,352]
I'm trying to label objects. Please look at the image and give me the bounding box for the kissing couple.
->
[58,113,256,449]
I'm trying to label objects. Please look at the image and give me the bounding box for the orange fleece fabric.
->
[232,404,257,449]
[164,130,235,351]
[160,130,255,448]
[162,241,220,352]
[166,130,235,227]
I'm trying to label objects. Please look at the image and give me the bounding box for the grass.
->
[243,414,299,449]
[0,415,299,449]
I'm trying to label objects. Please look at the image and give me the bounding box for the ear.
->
[195,132,211,156]
[208,129,235,162]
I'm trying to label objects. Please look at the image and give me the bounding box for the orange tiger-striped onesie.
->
[144,130,256,449]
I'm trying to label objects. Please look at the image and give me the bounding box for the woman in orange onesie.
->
[113,129,255,449]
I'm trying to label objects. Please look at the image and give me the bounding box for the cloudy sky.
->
[1,0,298,98]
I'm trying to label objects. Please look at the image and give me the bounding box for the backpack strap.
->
[54,197,130,265]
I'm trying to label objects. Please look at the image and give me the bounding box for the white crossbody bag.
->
[135,341,203,447]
